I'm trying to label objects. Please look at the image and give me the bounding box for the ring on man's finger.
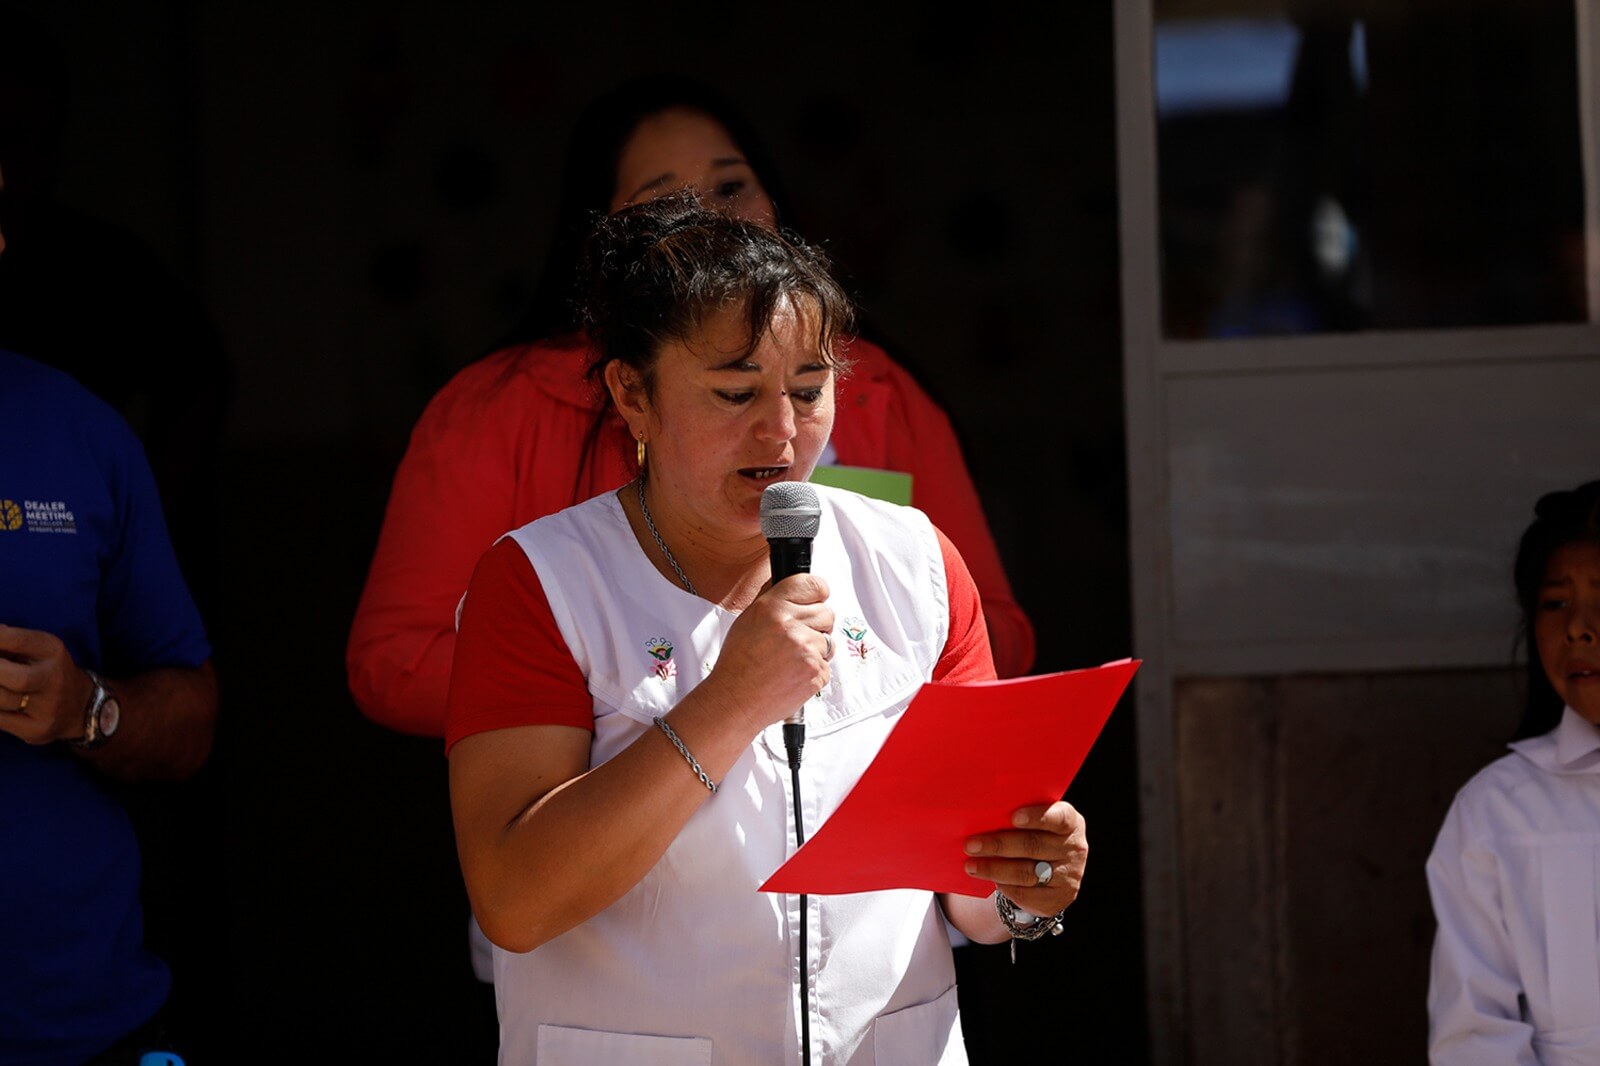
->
[823,633,834,660]
[1034,860,1053,887]
[16,693,28,712]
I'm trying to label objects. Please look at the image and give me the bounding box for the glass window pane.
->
[1155,1,1590,339]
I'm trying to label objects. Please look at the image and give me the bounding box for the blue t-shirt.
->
[0,351,211,1064]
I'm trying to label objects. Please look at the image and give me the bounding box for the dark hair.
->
[503,75,789,347]
[1512,479,1600,739]
[577,193,852,394]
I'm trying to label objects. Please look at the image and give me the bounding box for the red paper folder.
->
[759,658,1140,898]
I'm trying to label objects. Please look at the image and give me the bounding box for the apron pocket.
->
[872,983,965,1066]
[535,1023,712,1066]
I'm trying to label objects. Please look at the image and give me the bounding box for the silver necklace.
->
[637,478,697,596]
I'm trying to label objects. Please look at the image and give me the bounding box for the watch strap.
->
[68,670,114,750]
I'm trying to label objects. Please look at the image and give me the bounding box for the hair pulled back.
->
[1512,479,1600,739]
[577,192,853,391]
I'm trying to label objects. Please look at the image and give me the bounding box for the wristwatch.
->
[69,670,121,750]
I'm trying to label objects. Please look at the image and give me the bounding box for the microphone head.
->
[760,482,821,540]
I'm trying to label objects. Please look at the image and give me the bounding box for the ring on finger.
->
[1034,860,1053,887]
[823,633,834,660]
[17,693,28,712]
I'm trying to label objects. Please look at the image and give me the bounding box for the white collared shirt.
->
[1428,707,1600,1065]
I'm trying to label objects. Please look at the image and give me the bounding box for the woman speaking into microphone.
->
[445,195,1085,1064]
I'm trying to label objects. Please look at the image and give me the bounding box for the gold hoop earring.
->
[636,435,647,471]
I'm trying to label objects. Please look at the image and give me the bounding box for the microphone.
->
[760,482,821,770]
[761,480,820,583]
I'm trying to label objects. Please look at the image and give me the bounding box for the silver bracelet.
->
[653,716,718,793]
[995,892,1066,964]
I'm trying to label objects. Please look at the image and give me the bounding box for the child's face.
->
[1536,540,1600,724]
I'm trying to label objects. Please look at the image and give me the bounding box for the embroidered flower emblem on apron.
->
[842,617,872,661]
[645,637,677,681]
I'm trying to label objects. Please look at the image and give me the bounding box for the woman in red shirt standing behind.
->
[348,76,1035,738]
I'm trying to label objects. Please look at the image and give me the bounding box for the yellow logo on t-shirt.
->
[0,499,78,534]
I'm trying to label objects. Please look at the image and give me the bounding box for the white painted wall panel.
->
[1165,357,1600,673]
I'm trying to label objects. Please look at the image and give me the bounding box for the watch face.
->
[99,697,121,738]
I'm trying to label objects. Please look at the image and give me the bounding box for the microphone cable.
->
[784,722,810,1065]
[761,482,823,1066]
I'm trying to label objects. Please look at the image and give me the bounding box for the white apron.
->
[493,486,966,1066]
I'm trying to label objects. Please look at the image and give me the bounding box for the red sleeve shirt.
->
[445,537,593,751]
[931,528,997,684]
[445,525,996,752]
[346,341,634,737]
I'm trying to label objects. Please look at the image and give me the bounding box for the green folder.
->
[808,465,913,506]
